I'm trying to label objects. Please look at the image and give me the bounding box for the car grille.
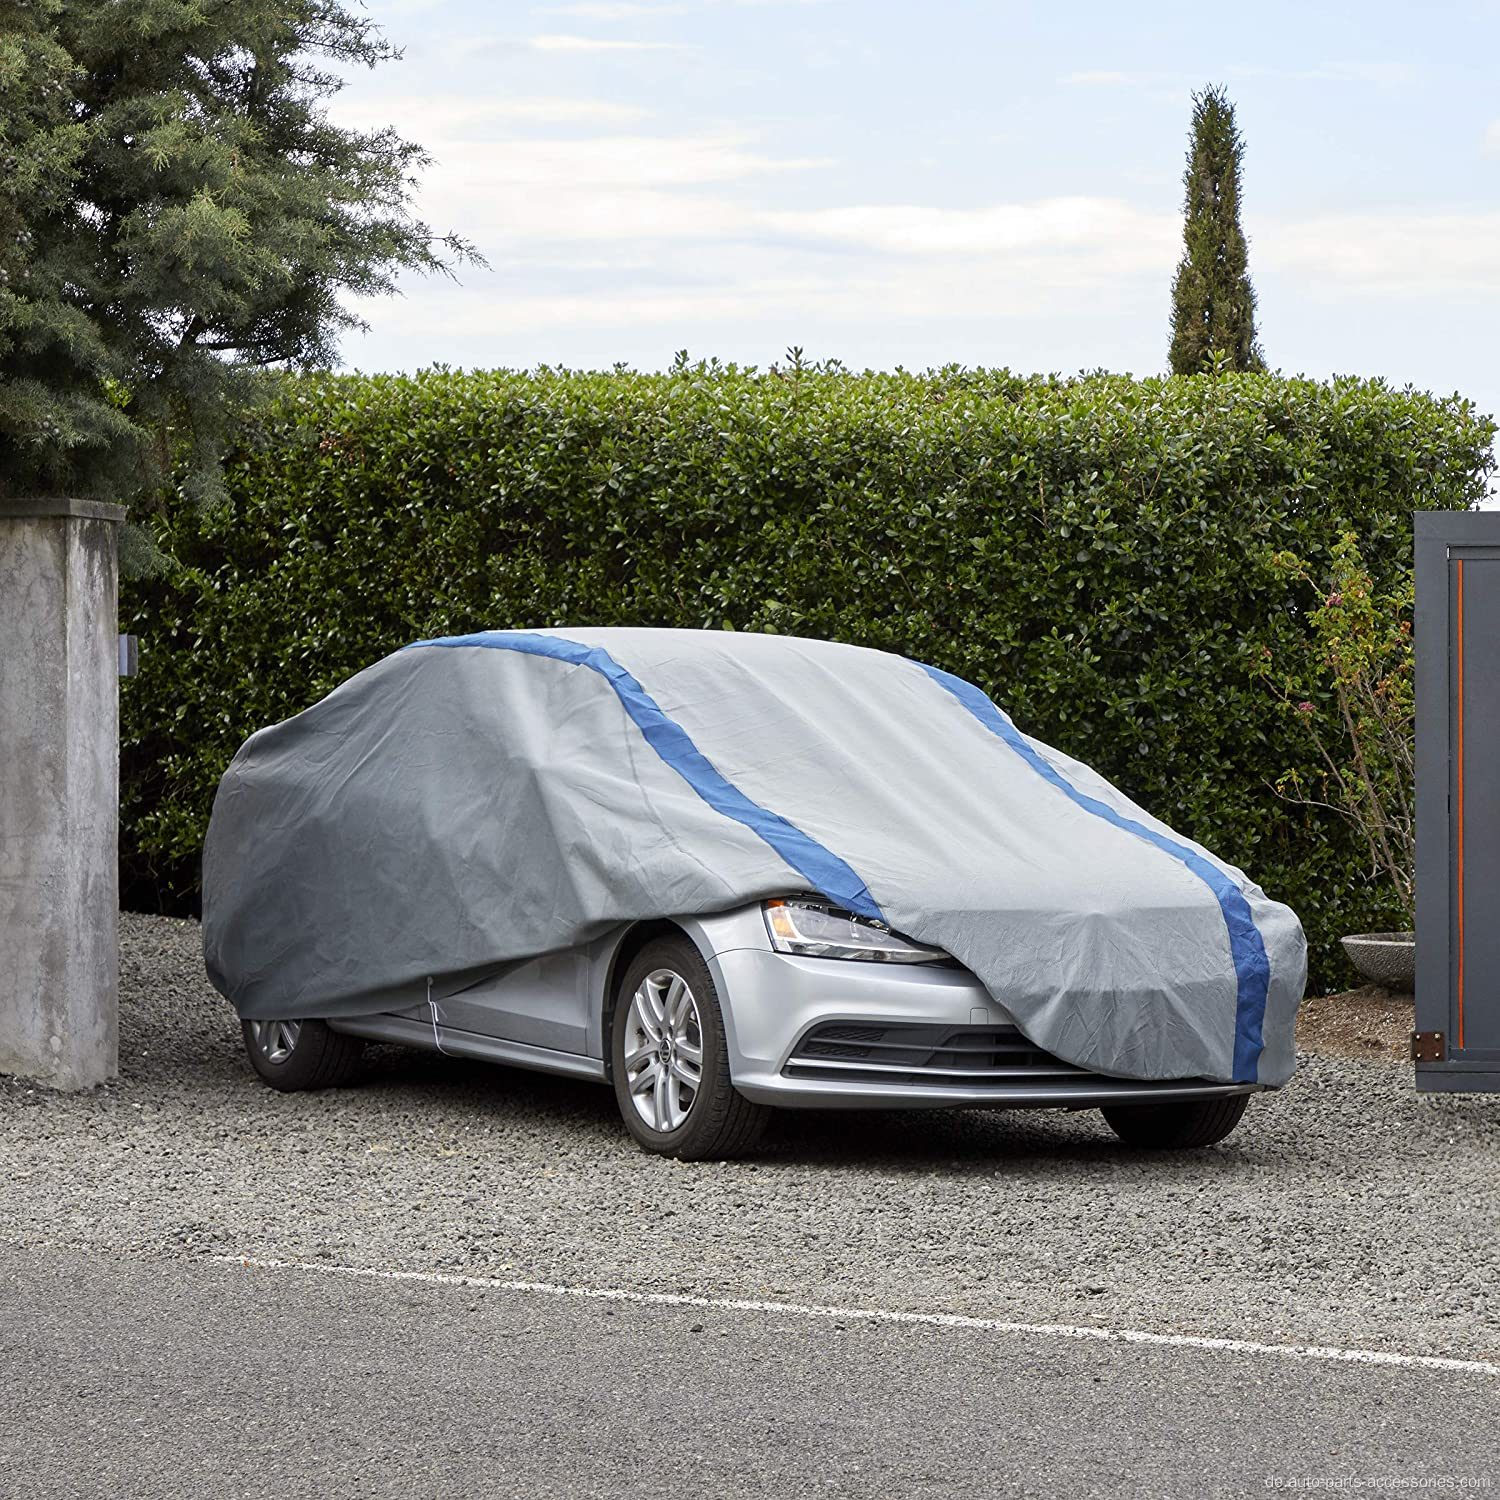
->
[784,1021,1088,1087]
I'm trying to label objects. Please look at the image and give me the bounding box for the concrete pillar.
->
[0,497,125,1088]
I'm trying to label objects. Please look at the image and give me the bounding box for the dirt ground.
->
[1296,985,1415,1064]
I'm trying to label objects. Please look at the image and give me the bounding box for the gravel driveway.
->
[3,913,1497,1364]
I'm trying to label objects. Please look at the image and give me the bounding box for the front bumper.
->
[707,946,1261,1112]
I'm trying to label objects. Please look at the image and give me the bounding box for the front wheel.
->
[1101,1093,1250,1149]
[242,1017,364,1092]
[610,937,769,1160]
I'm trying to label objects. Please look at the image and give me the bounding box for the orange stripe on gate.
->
[1456,558,1466,1051]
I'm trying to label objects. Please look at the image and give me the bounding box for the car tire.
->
[241,1017,364,1092]
[1100,1093,1250,1149]
[611,936,769,1160]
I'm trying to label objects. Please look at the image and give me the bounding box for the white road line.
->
[213,1255,1500,1379]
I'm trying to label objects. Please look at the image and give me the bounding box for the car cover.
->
[202,628,1306,1086]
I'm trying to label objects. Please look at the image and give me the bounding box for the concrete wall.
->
[0,498,124,1088]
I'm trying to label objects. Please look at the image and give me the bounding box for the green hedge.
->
[121,365,1495,990]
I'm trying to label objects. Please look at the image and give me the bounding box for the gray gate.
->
[1415,510,1500,1091]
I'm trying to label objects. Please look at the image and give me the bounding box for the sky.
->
[331,0,1500,433]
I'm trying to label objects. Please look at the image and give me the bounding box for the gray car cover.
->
[202,628,1305,1086]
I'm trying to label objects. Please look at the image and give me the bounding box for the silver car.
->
[243,894,1258,1159]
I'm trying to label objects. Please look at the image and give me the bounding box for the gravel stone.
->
[1,912,1496,1363]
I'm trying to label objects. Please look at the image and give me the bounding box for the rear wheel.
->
[1101,1093,1250,1149]
[610,936,769,1160]
[242,1017,364,1092]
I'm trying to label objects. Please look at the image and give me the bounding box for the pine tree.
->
[1168,85,1263,376]
[0,0,476,562]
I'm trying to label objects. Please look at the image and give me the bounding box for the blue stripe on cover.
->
[921,663,1270,1083]
[406,630,884,923]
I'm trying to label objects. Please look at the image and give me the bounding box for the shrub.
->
[120,364,1494,989]
[1257,532,1416,931]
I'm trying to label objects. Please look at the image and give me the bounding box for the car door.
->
[432,950,592,1057]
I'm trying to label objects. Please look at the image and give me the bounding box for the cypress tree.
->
[1168,85,1263,375]
[0,0,477,566]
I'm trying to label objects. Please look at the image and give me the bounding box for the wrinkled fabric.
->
[202,628,1306,1084]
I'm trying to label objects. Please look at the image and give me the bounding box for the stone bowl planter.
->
[1340,931,1415,991]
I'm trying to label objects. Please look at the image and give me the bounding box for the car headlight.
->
[762,898,950,964]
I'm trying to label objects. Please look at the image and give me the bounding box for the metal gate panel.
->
[1414,511,1500,1090]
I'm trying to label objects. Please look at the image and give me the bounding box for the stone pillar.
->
[0,497,126,1088]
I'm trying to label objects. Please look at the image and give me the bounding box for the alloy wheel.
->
[623,968,704,1132]
[248,1018,303,1065]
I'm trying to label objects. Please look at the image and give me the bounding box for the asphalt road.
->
[3,1244,1496,1500]
[2,915,1498,1497]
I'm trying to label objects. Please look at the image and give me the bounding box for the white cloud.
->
[544,2,692,16]
[364,190,1500,356]
[405,132,832,247]
[331,96,652,134]
[475,97,653,124]
[529,32,689,51]
[1228,61,1413,86]
[1067,61,1410,90]
[1259,212,1500,292]
[762,197,1176,261]
[329,76,1500,364]
[1484,121,1500,156]
[359,279,818,334]
[1062,70,1146,87]
[540,0,828,11]
[353,244,1171,342]
[351,182,1183,347]
[434,133,830,189]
